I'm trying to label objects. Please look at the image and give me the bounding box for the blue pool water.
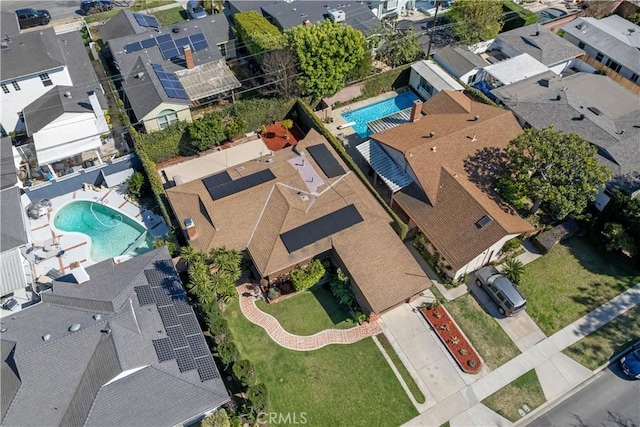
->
[53,200,153,262]
[341,92,420,138]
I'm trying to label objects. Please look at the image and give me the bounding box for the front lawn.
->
[152,6,186,26]
[563,305,640,370]
[519,236,640,335]
[224,301,418,426]
[482,369,546,422]
[444,294,520,369]
[256,284,356,336]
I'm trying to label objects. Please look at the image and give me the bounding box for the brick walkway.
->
[237,283,381,351]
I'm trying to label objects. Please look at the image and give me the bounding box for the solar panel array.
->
[137,263,220,382]
[151,63,189,99]
[280,204,364,253]
[305,144,346,178]
[133,13,160,28]
[202,169,276,201]
[123,32,208,61]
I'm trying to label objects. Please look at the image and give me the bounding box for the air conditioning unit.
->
[329,9,346,23]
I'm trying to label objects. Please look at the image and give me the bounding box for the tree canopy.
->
[288,20,367,99]
[234,11,286,61]
[502,126,611,219]
[376,28,423,68]
[449,0,503,45]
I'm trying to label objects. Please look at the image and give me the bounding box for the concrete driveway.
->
[467,280,546,352]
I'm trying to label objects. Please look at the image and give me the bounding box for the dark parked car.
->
[475,266,527,316]
[16,8,51,29]
[620,341,640,380]
[80,0,113,15]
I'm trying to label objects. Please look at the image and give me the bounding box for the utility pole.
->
[425,1,441,59]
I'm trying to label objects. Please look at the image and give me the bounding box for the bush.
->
[232,359,256,386]
[201,409,230,427]
[152,238,178,257]
[224,116,248,140]
[360,65,411,99]
[187,113,226,151]
[217,340,240,365]
[267,287,281,300]
[209,318,231,338]
[224,97,295,131]
[126,171,145,201]
[501,0,538,32]
[234,11,286,62]
[533,219,581,253]
[133,121,186,163]
[246,383,268,413]
[502,236,523,255]
[330,269,354,307]
[290,259,326,291]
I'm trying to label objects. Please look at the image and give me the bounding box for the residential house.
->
[0,247,229,426]
[102,11,240,132]
[561,15,640,87]
[432,46,489,85]
[226,0,379,32]
[471,54,552,96]
[409,60,464,100]
[359,91,534,279]
[0,29,109,169]
[492,72,640,196]
[166,129,430,314]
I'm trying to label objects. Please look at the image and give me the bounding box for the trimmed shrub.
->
[217,340,240,365]
[267,287,281,300]
[133,142,173,226]
[201,409,230,427]
[246,383,268,413]
[232,359,256,386]
[233,11,286,62]
[133,121,186,163]
[224,97,295,131]
[126,171,145,201]
[209,318,231,337]
[330,269,354,307]
[501,0,538,32]
[187,113,226,151]
[360,65,411,99]
[290,259,326,291]
[533,219,581,253]
[502,236,523,255]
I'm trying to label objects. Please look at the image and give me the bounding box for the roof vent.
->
[328,9,346,23]
[474,115,480,121]
[172,27,180,33]
[431,146,437,152]
[587,106,603,116]
[94,314,102,321]
[69,324,81,332]
[135,72,144,79]
[64,91,72,98]
[616,129,625,135]
[1,42,8,50]
[429,132,435,138]
[555,94,561,101]
[475,215,492,229]
[300,194,309,201]
[576,114,585,121]
[42,334,51,341]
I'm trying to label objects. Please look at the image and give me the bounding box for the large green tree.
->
[234,11,286,62]
[449,0,503,45]
[288,20,367,99]
[502,126,611,219]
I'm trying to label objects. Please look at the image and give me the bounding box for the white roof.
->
[356,140,413,193]
[411,60,465,92]
[483,54,551,85]
[1,248,28,297]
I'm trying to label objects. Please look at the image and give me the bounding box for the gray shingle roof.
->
[1,137,17,190]
[0,28,65,81]
[99,10,148,42]
[492,73,640,191]
[0,187,28,253]
[561,16,640,74]
[0,247,229,426]
[496,23,584,66]
[433,46,489,77]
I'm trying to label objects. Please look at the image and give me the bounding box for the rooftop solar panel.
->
[152,286,173,307]
[306,144,345,178]
[150,63,189,100]
[124,41,143,53]
[173,298,192,315]
[140,37,157,49]
[195,356,220,381]
[158,305,180,327]
[166,325,188,349]
[133,13,160,28]
[145,269,165,288]
[153,338,175,362]
[179,313,202,336]
[204,169,276,201]
[187,334,210,358]
[134,285,155,306]
[189,33,208,51]
[175,347,197,372]
[156,34,172,44]
[280,204,364,253]
[202,171,232,189]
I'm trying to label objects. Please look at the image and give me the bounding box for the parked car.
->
[620,341,640,380]
[186,0,207,19]
[80,0,113,15]
[15,8,51,29]
[475,266,527,316]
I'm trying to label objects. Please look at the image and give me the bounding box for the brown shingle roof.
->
[166,128,431,313]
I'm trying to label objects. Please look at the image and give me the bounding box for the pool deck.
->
[25,184,168,281]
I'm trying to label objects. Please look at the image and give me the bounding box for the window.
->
[578,41,585,49]
[631,73,639,83]
[384,0,398,10]
[218,42,227,58]
[17,111,24,121]
[39,73,52,87]
[606,59,621,73]
[156,109,178,129]
[595,52,604,62]
[11,81,20,91]
[1,83,8,94]
[418,76,434,96]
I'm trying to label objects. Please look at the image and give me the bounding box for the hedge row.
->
[501,0,538,32]
[233,11,286,61]
[359,64,412,100]
[223,97,296,131]
[294,99,409,239]
[457,79,502,108]
[133,120,187,163]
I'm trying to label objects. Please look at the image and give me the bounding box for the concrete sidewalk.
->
[404,283,640,426]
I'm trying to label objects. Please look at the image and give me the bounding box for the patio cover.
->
[1,249,28,297]
[356,140,413,193]
[176,59,242,101]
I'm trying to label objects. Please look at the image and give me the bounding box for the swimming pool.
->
[53,200,153,263]
[341,92,420,138]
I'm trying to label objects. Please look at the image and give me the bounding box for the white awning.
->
[1,248,28,297]
[355,140,413,193]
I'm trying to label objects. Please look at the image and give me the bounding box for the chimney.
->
[184,45,195,69]
[410,100,423,122]
[184,218,197,241]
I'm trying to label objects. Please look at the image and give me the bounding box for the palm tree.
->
[209,246,242,281]
[180,245,203,267]
[502,257,525,284]
[188,261,216,305]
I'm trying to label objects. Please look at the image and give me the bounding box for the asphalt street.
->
[528,364,640,427]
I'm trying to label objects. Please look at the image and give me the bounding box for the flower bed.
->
[420,305,482,374]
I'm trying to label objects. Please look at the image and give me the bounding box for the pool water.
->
[341,92,420,138]
[53,200,153,263]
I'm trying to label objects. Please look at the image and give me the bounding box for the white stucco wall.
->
[453,233,521,279]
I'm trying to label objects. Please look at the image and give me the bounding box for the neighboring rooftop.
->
[99,10,154,42]
[479,54,551,86]
[0,186,28,253]
[0,247,229,426]
[411,60,465,92]
[496,23,584,66]
[492,72,640,191]
[0,136,17,190]
[0,29,65,82]
[432,46,489,77]
[561,15,640,75]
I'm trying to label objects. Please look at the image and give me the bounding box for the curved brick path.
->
[237,283,381,351]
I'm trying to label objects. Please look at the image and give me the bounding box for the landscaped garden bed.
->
[420,303,482,374]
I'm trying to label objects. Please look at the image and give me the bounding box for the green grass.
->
[519,236,640,335]
[256,285,356,336]
[563,305,640,370]
[83,1,175,23]
[482,370,546,422]
[224,300,418,426]
[377,334,426,404]
[129,0,175,11]
[152,7,186,26]
[84,9,120,23]
[444,294,520,369]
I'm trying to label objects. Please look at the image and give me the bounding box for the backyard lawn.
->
[443,293,520,369]
[519,236,640,335]
[256,284,356,336]
[224,301,418,427]
[563,305,640,370]
[152,6,186,26]
[482,369,546,422]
